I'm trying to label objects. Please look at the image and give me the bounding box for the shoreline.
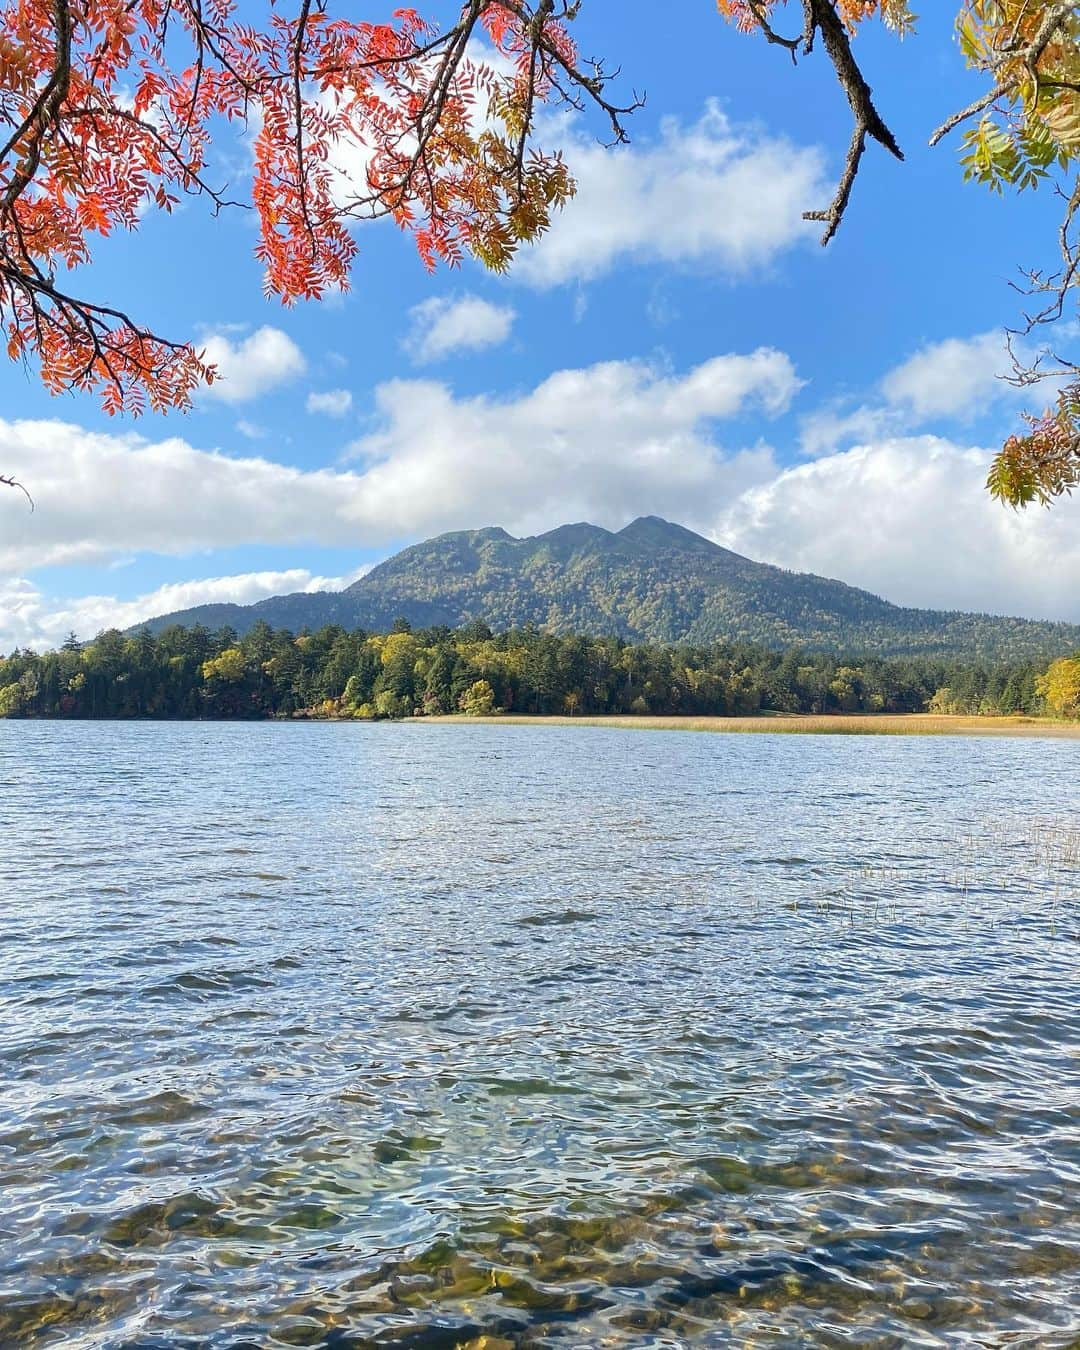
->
[5,713,1079,739]
[422,712,1080,739]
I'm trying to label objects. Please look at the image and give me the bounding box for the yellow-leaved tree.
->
[1035,657,1080,718]
[460,680,497,717]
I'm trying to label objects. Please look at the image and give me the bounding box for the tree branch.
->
[801,0,903,245]
[0,474,34,511]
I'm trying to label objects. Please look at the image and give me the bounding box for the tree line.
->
[1,620,1075,721]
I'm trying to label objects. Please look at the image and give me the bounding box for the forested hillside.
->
[0,620,1057,721]
[136,517,1080,662]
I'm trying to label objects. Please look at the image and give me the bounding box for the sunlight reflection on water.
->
[0,722,1078,1346]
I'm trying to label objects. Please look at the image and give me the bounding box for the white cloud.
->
[0,419,367,573]
[306,388,353,417]
[322,84,823,291]
[1,566,373,651]
[717,435,1080,620]
[515,102,827,288]
[799,331,1030,456]
[403,295,516,364]
[6,350,1080,648]
[880,330,1018,421]
[235,419,267,440]
[799,403,893,457]
[0,350,795,575]
[349,348,798,536]
[199,326,307,404]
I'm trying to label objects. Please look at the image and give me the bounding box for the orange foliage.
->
[0,0,607,412]
[717,0,895,34]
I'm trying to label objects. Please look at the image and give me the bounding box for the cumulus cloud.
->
[799,404,893,458]
[349,348,798,536]
[880,330,1020,421]
[6,349,1080,649]
[0,419,364,573]
[199,326,307,403]
[306,388,354,417]
[322,85,824,289]
[403,295,516,364]
[717,435,1080,620]
[0,350,796,573]
[515,102,827,287]
[1,566,372,652]
[799,331,1029,457]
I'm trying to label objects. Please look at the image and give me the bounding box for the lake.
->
[1,722,1078,1347]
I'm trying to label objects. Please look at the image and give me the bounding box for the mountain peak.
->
[533,522,614,550]
[622,515,672,529]
[617,516,722,554]
[130,515,1080,662]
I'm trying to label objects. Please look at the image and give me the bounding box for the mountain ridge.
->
[131,516,1080,661]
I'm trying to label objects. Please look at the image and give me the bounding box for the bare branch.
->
[740,0,902,244]
[801,0,903,244]
[805,122,869,245]
[929,84,1007,147]
[291,0,317,254]
[0,474,34,511]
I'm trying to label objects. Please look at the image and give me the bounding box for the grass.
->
[425,712,1080,739]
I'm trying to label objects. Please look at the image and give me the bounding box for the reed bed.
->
[430,713,1080,739]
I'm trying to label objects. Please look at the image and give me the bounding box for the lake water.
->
[1,722,1078,1347]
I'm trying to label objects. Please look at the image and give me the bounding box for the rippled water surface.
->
[1,722,1079,1347]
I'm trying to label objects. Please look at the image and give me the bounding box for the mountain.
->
[133,516,1080,660]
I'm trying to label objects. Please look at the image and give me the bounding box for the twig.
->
[0,475,34,511]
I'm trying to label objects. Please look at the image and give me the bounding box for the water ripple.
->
[0,722,1078,1346]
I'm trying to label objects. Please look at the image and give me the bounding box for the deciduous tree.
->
[460,677,496,715]
[0,0,632,415]
[2,0,1078,507]
[718,1,1080,507]
[1036,655,1080,717]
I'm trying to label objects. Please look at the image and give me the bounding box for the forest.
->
[1,620,1074,722]
[134,518,1080,662]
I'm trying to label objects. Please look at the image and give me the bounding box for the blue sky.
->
[2,0,1079,648]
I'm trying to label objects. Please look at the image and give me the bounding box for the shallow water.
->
[1,721,1078,1347]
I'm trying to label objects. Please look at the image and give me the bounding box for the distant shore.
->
[424,712,1080,739]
